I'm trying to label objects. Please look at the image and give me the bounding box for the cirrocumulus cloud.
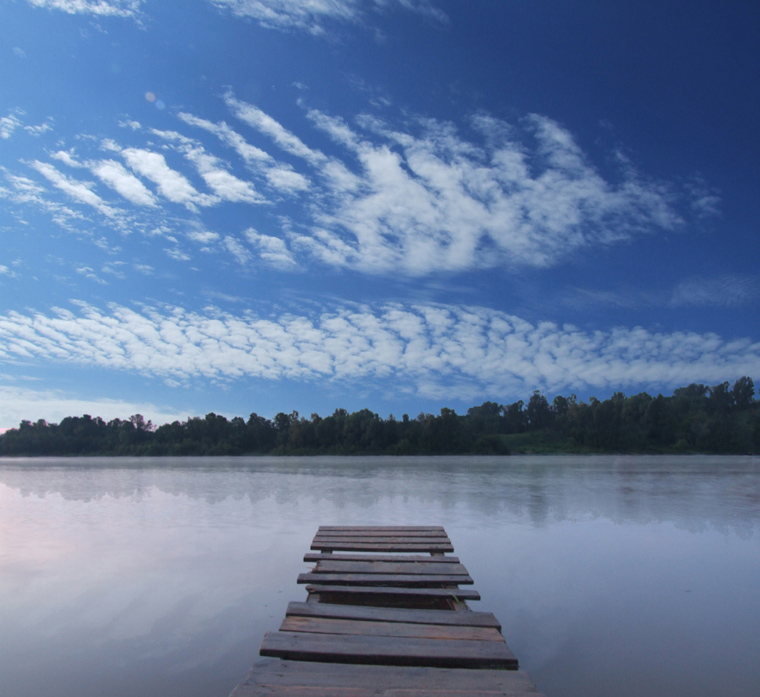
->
[1,302,757,401]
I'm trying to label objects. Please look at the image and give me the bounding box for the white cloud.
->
[178,111,310,193]
[244,227,297,268]
[178,112,273,164]
[0,168,86,230]
[23,0,143,18]
[224,236,253,264]
[50,149,83,168]
[265,165,309,192]
[181,145,265,204]
[225,92,327,166]
[120,147,215,209]
[669,275,758,308]
[76,266,108,284]
[207,0,446,34]
[30,160,117,217]
[1,302,757,400]
[186,229,220,244]
[564,275,759,312]
[90,159,158,207]
[149,127,267,204]
[165,247,191,261]
[102,261,127,279]
[0,384,187,429]
[216,95,688,275]
[24,118,54,136]
[2,98,697,277]
[1,110,23,139]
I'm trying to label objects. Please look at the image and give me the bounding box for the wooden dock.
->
[230,526,545,696]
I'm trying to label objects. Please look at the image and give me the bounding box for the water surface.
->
[1,455,758,697]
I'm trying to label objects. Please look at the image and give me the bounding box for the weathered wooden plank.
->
[233,686,537,697]
[311,542,455,553]
[310,560,470,575]
[305,585,480,601]
[279,616,505,642]
[318,526,446,532]
[260,632,518,669]
[304,553,461,564]
[285,602,501,629]
[241,659,539,692]
[298,573,473,586]
[315,530,451,538]
[313,536,450,544]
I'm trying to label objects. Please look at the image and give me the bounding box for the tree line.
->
[1,377,758,456]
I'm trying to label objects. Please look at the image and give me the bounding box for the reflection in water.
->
[0,456,759,697]
[3,455,757,532]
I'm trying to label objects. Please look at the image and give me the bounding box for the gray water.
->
[0,456,758,697]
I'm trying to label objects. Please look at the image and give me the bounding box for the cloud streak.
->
[1,302,757,400]
[285,108,685,274]
[4,96,706,276]
[207,0,446,35]
[23,0,142,18]
[669,275,759,308]
[1,111,23,139]
[90,159,158,207]
[29,160,117,217]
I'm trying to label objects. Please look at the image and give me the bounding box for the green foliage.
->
[1,378,757,456]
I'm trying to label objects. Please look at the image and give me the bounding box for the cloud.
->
[76,265,108,284]
[50,149,83,168]
[178,112,273,164]
[669,275,759,308]
[244,227,297,268]
[1,302,758,401]
[164,247,191,261]
[177,143,266,204]
[686,177,721,219]
[178,111,310,193]
[1,110,23,139]
[3,96,698,277]
[186,229,220,244]
[0,168,86,230]
[29,160,117,217]
[276,103,684,274]
[564,275,759,312]
[207,0,446,35]
[23,0,143,18]
[119,147,216,209]
[90,159,158,207]
[225,92,327,166]
[224,236,253,264]
[0,384,188,429]
[24,118,54,136]
[150,127,268,204]
[561,288,649,311]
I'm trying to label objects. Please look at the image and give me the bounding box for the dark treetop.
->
[1,378,757,456]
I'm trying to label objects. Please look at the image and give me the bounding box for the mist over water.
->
[1,456,758,697]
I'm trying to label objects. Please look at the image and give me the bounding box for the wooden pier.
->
[230,526,545,696]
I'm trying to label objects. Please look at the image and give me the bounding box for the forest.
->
[0,377,758,456]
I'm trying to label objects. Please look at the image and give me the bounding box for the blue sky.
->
[1,0,759,427]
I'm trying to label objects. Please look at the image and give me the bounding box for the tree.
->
[732,377,755,410]
[526,391,552,430]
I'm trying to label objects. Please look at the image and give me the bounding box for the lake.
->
[1,455,758,697]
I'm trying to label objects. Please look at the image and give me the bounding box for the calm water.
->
[1,456,758,697]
